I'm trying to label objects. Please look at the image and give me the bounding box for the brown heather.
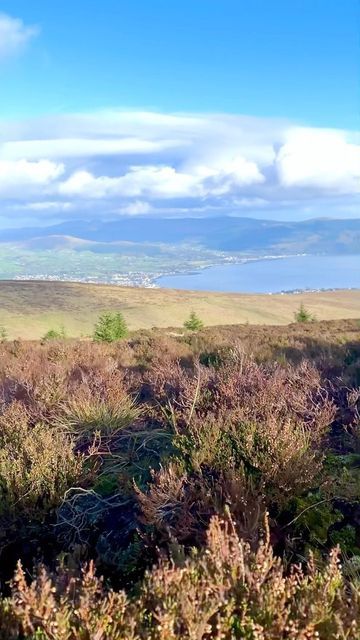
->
[0,402,84,515]
[0,319,357,638]
[2,516,358,639]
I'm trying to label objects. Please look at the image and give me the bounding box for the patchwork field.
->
[0,280,359,339]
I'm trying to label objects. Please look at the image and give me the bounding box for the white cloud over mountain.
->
[58,157,264,200]
[0,13,38,60]
[0,110,359,220]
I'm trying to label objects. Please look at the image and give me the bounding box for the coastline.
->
[7,252,360,295]
[10,252,307,289]
[154,253,360,295]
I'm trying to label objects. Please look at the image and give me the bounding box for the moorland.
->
[0,316,358,637]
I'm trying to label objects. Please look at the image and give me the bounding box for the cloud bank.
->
[0,110,359,222]
[0,13,38,60]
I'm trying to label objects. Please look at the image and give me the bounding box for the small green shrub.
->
[294,303,315,323]
[0,325,7,342]
[184,311,204,331]
[93,312,128,342]
[42,326,67,341]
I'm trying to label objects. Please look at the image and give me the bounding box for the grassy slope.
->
[0,280,359,339]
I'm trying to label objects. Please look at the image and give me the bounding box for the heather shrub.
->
[343,388,360,453]
[150,357,334,480]
[136,462,217,545]
[147,355,334,439]
[135,355,336,552]
[136,463,265,546]
[178,415,324,500]
[29,371,69,424]
[5,516,359,640]
[137,516,359,640]
[136,413,323,548]
[0,322,357,636]
[0,402,84,515]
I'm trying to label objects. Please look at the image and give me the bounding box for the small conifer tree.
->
[184,311,204,331]
[93,312,128,342]
[42,326,67,341]
[294,303,314,323]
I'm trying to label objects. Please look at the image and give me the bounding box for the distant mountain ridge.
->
[1,216,360,255]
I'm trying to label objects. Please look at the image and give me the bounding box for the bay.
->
[156,254,360,294]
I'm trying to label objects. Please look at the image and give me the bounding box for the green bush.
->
[184,311,204,331]
[294,303,315,323]
[42,326,67,341]
[93,312,128,342]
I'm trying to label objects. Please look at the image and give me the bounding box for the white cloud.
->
[232,197,269,208]
[19,201,74,212]
[0,159,64,197]
[58,158,264,200]
[0,111,282,164]
[0,110,358,220]
[121,200,153,215]
[277,128,360,193]
[58,170,117,198]
[0,13,38,60]
[0,137,186,160]
[58,166,198,199]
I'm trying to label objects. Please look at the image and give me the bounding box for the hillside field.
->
[0,280,359,338]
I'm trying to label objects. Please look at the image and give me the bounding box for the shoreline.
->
[5,252,359,296]
[9,252,306,289]
[153,253,360,295]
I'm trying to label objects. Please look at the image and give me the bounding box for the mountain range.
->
[1,216,359,256]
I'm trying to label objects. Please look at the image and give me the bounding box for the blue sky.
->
[1,0,359,127]
[0,1,359,225]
